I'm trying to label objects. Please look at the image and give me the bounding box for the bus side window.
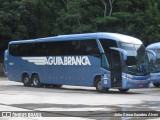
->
[9,43,36,56]
[33,43,46,56]
[9,44,19,56]
[99,39,118,65]
[71,40,83,55]
[101,54,110,70]
[45,41,66,56]
[84,40,100,57]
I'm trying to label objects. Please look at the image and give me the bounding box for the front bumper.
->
[101,73,150,89]
[150,73,160,83]
[121,73,150,89]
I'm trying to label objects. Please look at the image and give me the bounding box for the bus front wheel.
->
[32,74,41,88]
[95,78,109,93]
[118,88,129,93]
[153,83,160,88]
[22,74,31,87]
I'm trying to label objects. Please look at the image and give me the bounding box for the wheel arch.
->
[21,72,30,82]
[31,73,38,78]
[93,75,101,87]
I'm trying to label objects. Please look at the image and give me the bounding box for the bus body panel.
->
[9,32,143,45]
[150,73,160,84]
[7,56,21,81]
[101,72,150,89]
[121,73,150,88]
[7,55,101,87]
[4,50,9,75]
[101,70,112,88]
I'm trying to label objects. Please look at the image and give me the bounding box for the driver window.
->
[102,54,110,70]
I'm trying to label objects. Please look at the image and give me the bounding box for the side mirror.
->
[110,47,128,60]
[146,50,157,62]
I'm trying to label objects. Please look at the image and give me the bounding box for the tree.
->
[101,0,115,17]
[0,0,160,60]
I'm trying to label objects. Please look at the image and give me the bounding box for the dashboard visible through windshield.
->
[118,42,150,76]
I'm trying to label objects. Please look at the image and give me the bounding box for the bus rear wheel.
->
[118,88,129,93]
[32,74,41,88]
[95,78,109,93]
[22,74,31,87]
[153,83,160,88]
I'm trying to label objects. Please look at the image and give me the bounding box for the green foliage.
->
[0,0,160,59]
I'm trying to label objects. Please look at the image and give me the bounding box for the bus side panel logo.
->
[22,57,47,65]
[22,56,91,66]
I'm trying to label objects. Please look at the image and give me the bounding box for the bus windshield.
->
[118,42,149,76]
[149,50,160,73]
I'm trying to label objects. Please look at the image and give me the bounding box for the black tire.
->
[44,84,52,88]
[53,84,62,88]
[118,88,129,93]
[32,74,41,88]
[95,77,109,93]
[153,83,160,88]
[22,74,31,87]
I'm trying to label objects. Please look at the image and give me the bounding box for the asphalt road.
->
[0,77,160,120]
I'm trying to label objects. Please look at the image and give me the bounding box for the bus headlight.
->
[122,75,127,79]
[122,73,127,79]
[127,78,133,81]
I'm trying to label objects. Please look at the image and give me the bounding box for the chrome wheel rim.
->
[24,77,29,84]
[33,77,38,86]
[98,81,102,91]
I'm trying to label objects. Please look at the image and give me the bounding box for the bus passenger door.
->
[110,50,122,88]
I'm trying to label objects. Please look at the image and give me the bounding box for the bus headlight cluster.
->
[126,74,133,81]
[122,75,127,79]
[122,74,133,80]
[127,77,133,81]
[122,73,127,79]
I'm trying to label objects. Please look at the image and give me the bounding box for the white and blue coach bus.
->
[146,42,160,87]
[4,33,150,93]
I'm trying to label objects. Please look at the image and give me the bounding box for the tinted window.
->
[66,40,83,55]
[100,39,117,54]
[9,43,35,56]
[9,39,100,57]
[45,41,66,56]
[84,40,100,56]
[100,39,117,64]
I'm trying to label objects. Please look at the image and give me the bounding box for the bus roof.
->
[9,32,142,44]
[146,42,160,50]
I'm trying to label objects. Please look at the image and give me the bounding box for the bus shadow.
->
[11,84,143,95]
[42,85,142,95]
